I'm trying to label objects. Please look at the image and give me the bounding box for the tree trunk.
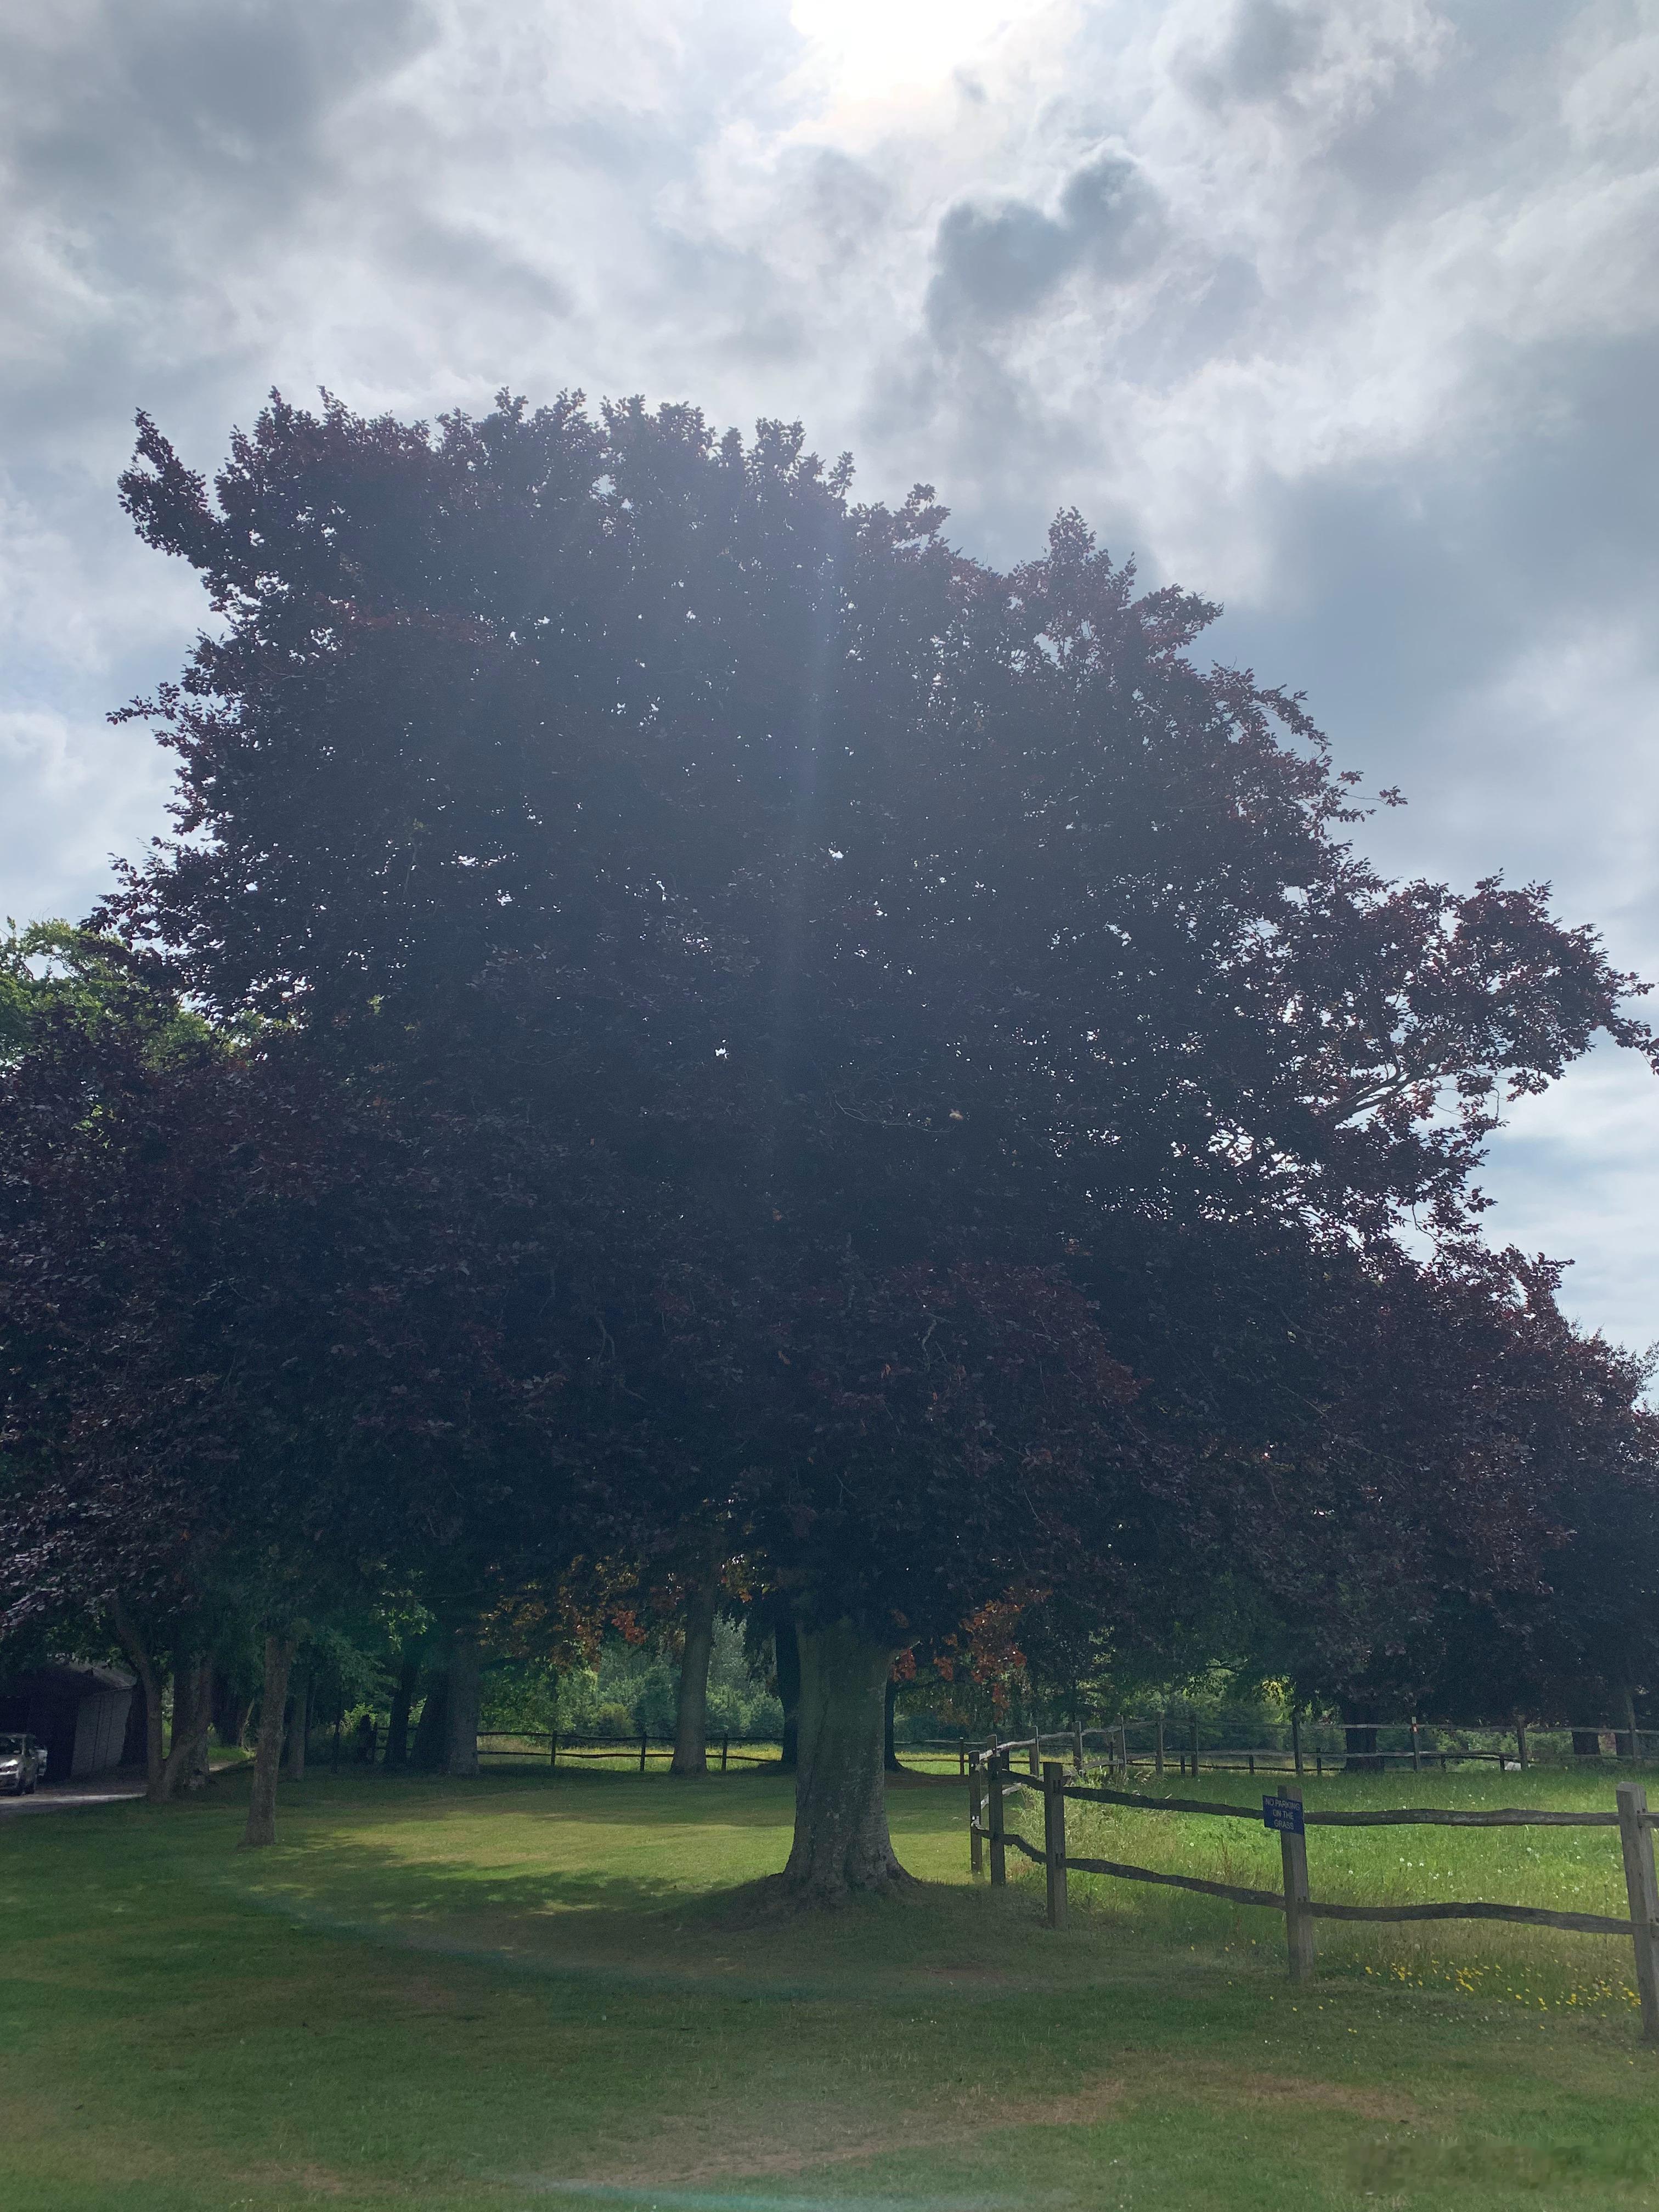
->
[883,1676,905,1774]
[156,1654,213,1801]
[410,1669,449,1770]
[776,1613,800,1773]
[780,1621,911,1905]
[1342,1704,1383,1774]
[285,1667,309,1782]
[108,1596,164,1799]
[119,1679,149,1770]
[444,1624,481,1778]
[210,1673,253,1751]
[385,1648,420,1769]
[241,1634,297,1848]
[185,1663,213,1788]
[671,1579,718,1776]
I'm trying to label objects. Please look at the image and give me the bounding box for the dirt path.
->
[0,1776,143,1818]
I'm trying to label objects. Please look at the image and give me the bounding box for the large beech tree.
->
[96,391,1656,1898]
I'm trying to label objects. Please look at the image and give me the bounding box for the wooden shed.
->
[0,1660,136,1782]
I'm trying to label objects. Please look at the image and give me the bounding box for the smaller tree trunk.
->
[119,1679,149,1769]
[410,1669,449,1770]
[671,1579,718,1776]
[285,1667,309,1781]
[775,1615,800,1773]
[241,1634,297,1848]
[444,1624,482,1778]
[883,1677,905,1774]
[1342,1704,1383,1775]
[109,1597,164,1799]
[156,1654,213,1802]
[385,1648,421,1769]
[781,1620,911,1905]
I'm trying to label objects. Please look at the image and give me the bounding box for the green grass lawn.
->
[5,1762,1659,2211]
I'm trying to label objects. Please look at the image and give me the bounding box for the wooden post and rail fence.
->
[471,1729,988,1773]
[968,1746,1659,2044]
[981,1718,1659,1779]
[341,1718,1645,1776]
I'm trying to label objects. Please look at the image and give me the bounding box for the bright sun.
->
[788,0,1049,107]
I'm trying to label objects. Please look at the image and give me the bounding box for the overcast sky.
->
[3,0,1656,1348]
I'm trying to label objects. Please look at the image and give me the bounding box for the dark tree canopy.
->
[109,391,1654,1242]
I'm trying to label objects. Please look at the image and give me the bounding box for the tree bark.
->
[156,1653,213,1802]
[444,1624,482,1778]
[119,1679,149,1770]
[671,1578,718,1776]
[883,1676,905,1774]
[410,1668,449,1770]
[108,1596,164,1799]
[775,1614,800,1773]
[1342,1703,1383,1774]
[211,1668,253,1750]
[241,1634,297,1848]
[780,1621,911,1904]
[184,1657,214,1788]
[285,1666,309,1781]
[385,1647,421,1769]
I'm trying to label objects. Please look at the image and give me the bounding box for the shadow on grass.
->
[172,1773,1099,2006]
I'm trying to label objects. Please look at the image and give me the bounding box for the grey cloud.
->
[796,149,894,266]
[1175,0,1319,111]
[385,216,574,323]
[1212,0,1318,104]
[4,0,433,211]
[925,155,1161,337]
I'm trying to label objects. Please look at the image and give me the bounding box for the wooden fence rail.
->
[475,1730,984,1774]
[968,1751,1659,2044]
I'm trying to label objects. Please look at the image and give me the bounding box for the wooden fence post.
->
[1616,1782,1659,2044]
[1516,1718,1529,1771]
[1073,1723,1084,1772]
[969,1758,985,1876]
[1190,1718,1200,1779]
[1411,1720,1422,1773]
[1291,1714,1302,1777]
[1118,1721,1128,1774]
[1279,1780,1315,1985]
[960,1729,968,1778]
[1155,1718,1165,1778]
[1043,1762,1069,1929]
[988,1752,1006,1887]
[549,1731,558,1771]
[1029,1733,1041,1779]
[639,1730,648,1774]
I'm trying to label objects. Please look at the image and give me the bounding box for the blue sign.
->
[1262,1794,1305,1836]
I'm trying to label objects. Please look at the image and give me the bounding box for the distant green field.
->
[4,1762,1659,2210]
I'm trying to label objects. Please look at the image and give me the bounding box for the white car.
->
[0,1734,42,1794]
